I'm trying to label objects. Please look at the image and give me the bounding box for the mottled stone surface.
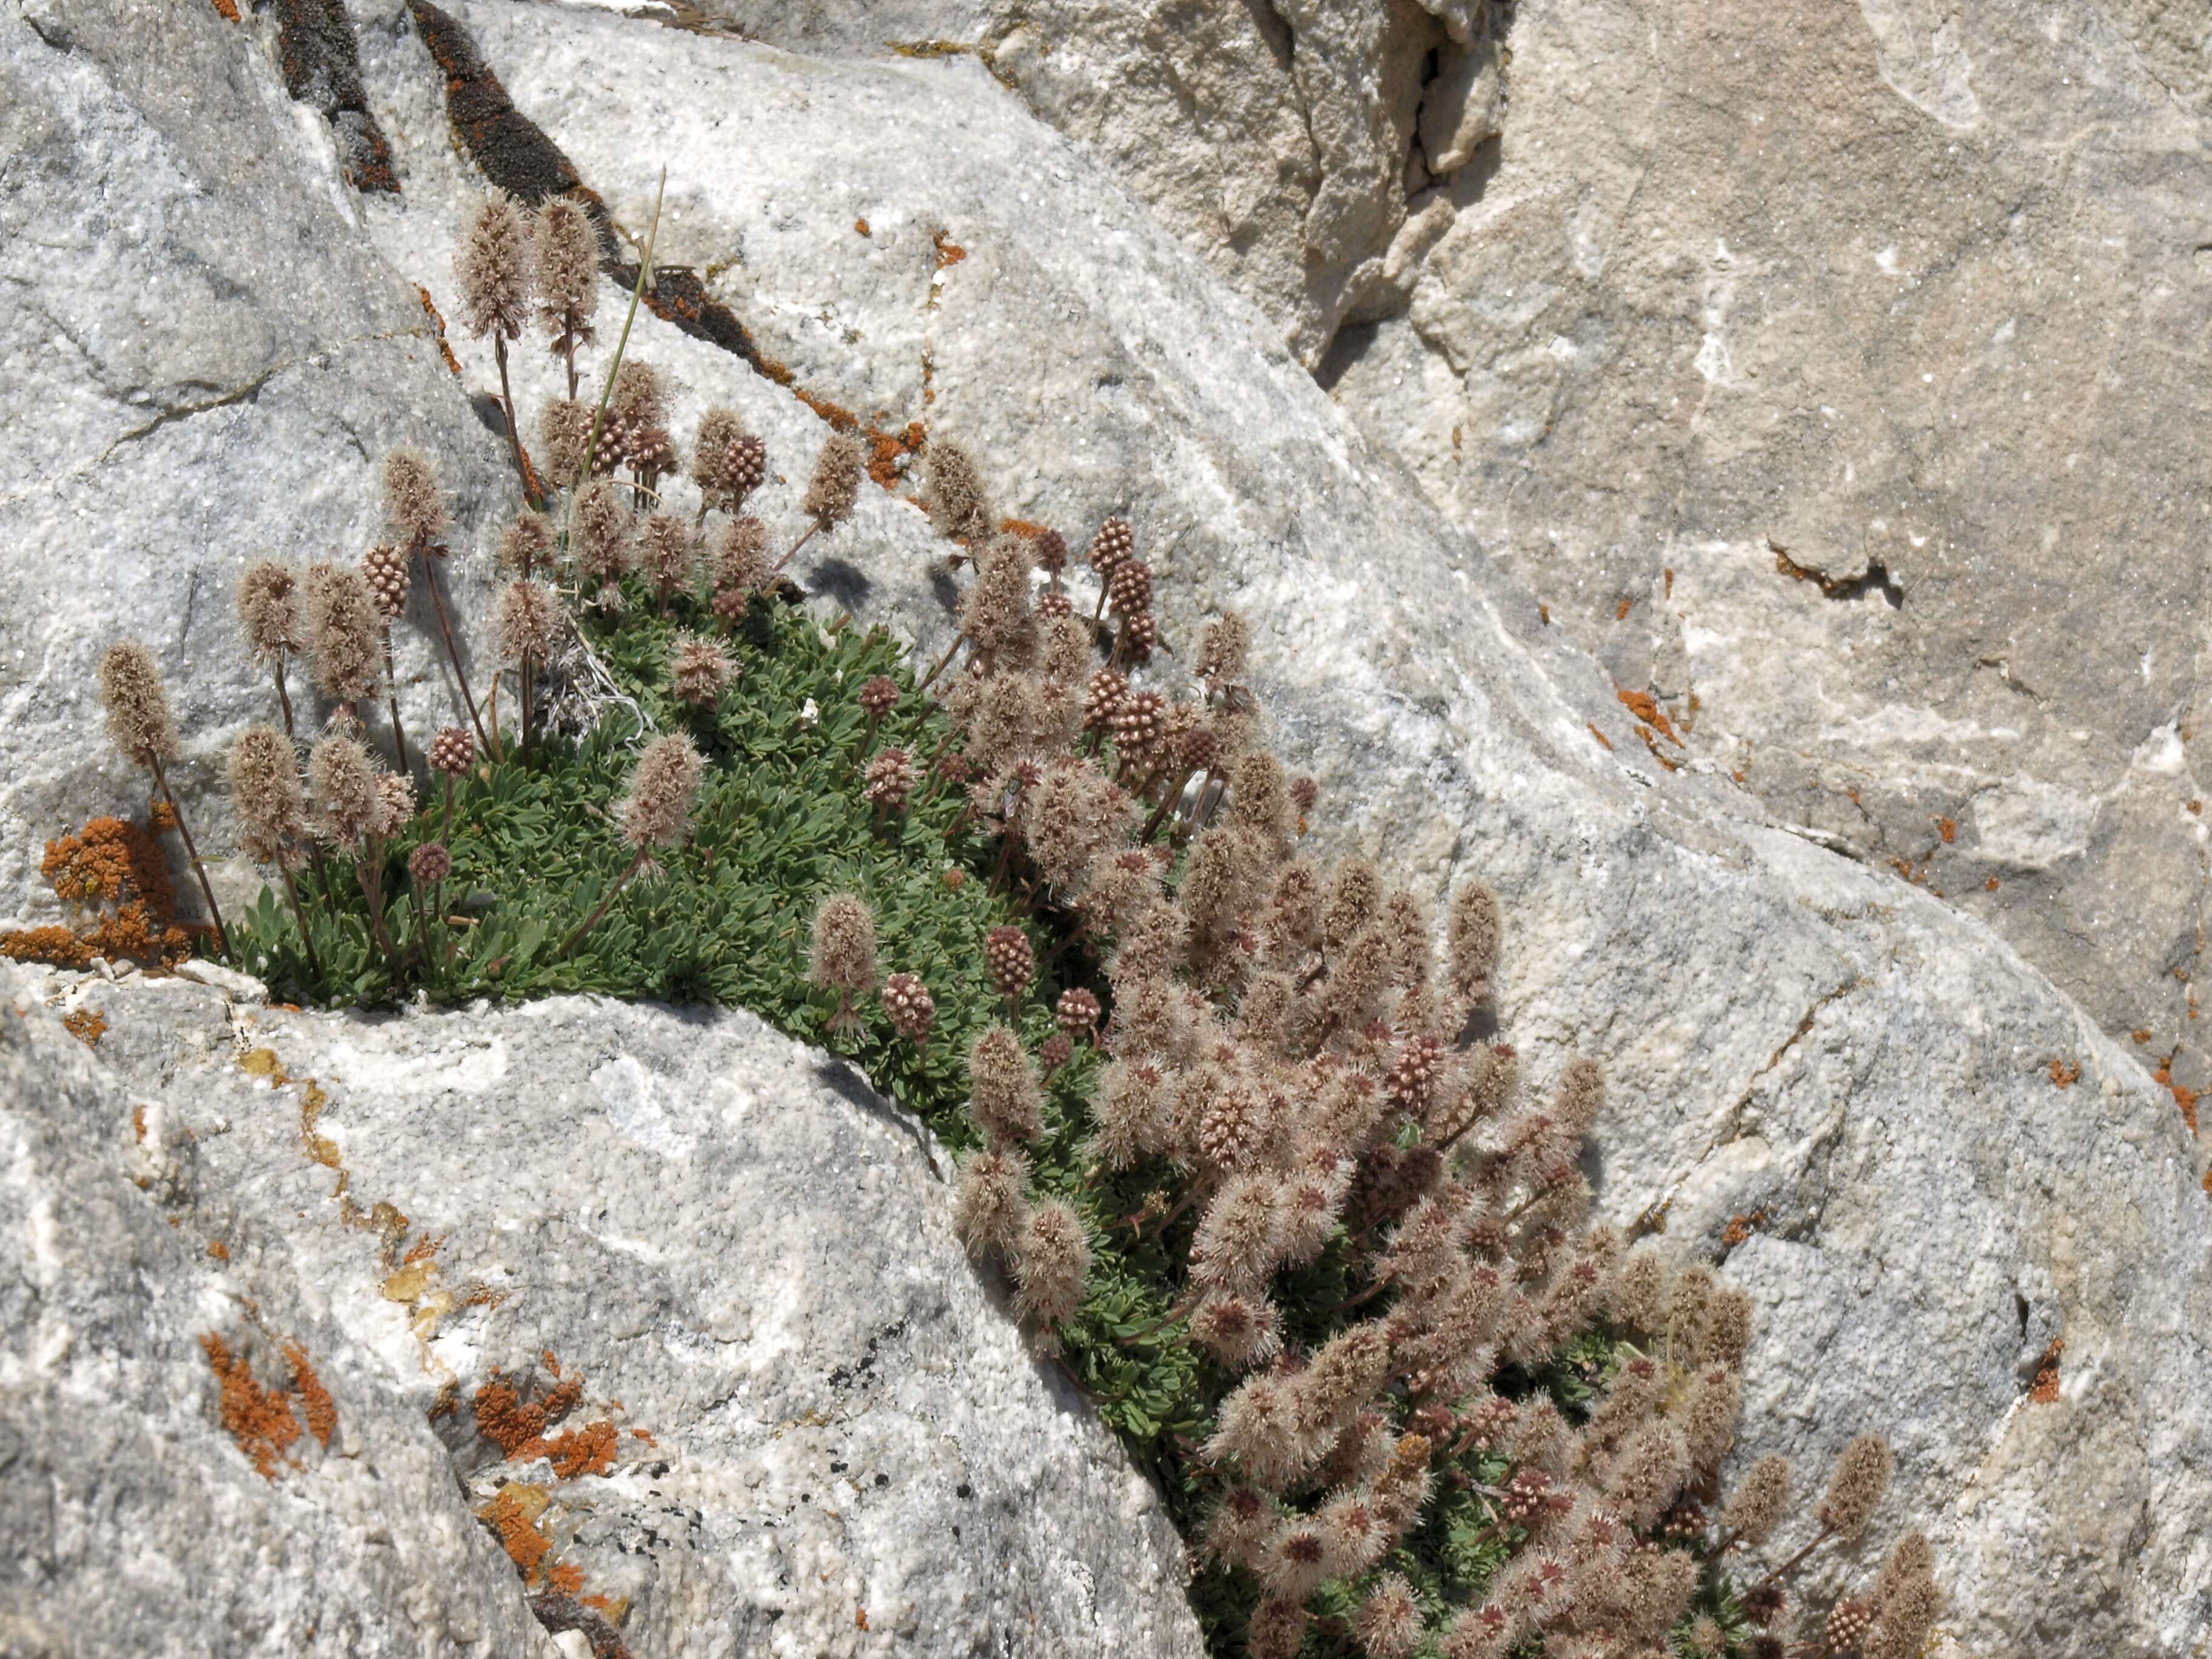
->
[2,963,1202,1658]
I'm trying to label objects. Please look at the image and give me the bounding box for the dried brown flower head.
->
[372,771,415,839]
[540,397,597,486]
[711,516,770,619]
[236,561,303,660]
[531,196,600,348]
[985,924,1034,1000]
[862,748,915,811]
[924,441,994,543]
[641,513,697,601]
[669,634,736,706]
[573,480,635,608]
[1449,880,1503,1000]
[1723,1453,1791,1547]
[881,971,936,1047]
[429,726,475,777]
[408,840,452,886]
[1818,1435,1893,1540]
[456,190,532,340]
[800,431,865,529]
[809,893,879,997]
[857,675,900,723]
[381,445,451,548]
[605,361,675,477]
[498,511,555,577]
[952,1144,1030,1256]
[1088,516,1132,576]
[1196,610,1250,686]
[1033,528,1068,576]
[227,725,308,865]
[494,578,563,667]
[1011,1198,1090,1327]
[97,642,179,766]
[967,1024,1042,1147]
[361,543,409,620]
[1105,557,1152,618]
[618,733,704,852]
[1056,987,1101,1039]
[307,731,382,848]
[692,409,766,513]
[302,563,384,703]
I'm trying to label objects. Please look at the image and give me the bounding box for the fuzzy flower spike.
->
[98,640,228,958]
[558,734,704,959]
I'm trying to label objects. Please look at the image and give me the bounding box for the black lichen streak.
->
[276,0,398,193]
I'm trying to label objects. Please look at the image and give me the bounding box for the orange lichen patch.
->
[1720,1209,1767,1248]
[548,1562,587,1596]
[401,1233,443,1267]
[1985,876,2000,891]
[1663,568,1674,598]
[543,1421,618,1479]
[2191,800,2204,816]
[1538,604,1551,626]
[417,286,461,375]
[474,1366,586,1459]
[209,1239,230,1261]
[210,0,240,19]
[1936,816,1957,844]
[1586,722,1613,751]
[202,1334,303,1479]
[2048,1058,2080,1089]
[1615,688,1681,745]
[857,1609,871,1631]
[240,1047,286,1082]
[2028,1338,2064,1403]
[581,1592,629,1618]
[629,1427,657,1446]
[854,218,871,236]
[1614,596,1632,621]
[132,1105,147,1142]
[931,229,967,268]
[865,420,927,489]
[2,816,193,968]
[1635,726,1681,772]
[284,1341,338,1447]
[479,1483,553,1581]
[998,517,1051,538]
[2152,1065,2200,1133]
[2133,1028,2154,1044]
[62,1009,107,1047]
[793,385,860,431]
[542,1349,563,1377]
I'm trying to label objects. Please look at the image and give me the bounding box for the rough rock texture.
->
[1313,0,2212,1108]
[1,964,1201,1658]
[3,0,2211,1652]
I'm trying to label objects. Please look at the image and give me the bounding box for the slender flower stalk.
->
[557,732,701,959]
[98,642,229,958]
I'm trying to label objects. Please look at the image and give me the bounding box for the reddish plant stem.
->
[147,755,229,959]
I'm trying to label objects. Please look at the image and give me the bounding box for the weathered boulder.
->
[2,0,2210,1651]
[1,962,1202,1657]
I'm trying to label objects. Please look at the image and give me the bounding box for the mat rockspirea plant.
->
[51,191,1940,1659]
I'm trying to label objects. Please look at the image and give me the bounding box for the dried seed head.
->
[1108,689,1168,769]
[408,840,452,886]
[1604,1421,1689,1529]
[1355,1574,1423,1659]
[1011,1198,1090,1327]
[236,561,303,660]
[456,190,533,340]
[1196,610,1251,686]
[1088,516,1132,575]
[1039,1031,1074,1071]
[308,732,382,848]
[531,196,600,346]
[1033,528,1068,575]
[862,747,915,811]
[1119,609,1159,659]
[227,725,308,865]
[1823,1598,1874,1655]
[923,441,993,542]
[855,677,901,724]
[1682,1364,1742,1468]
[540,397,597,487]
[967,1024,1043,1147]
[1037,588,1073,621]
[494,578,564,666]
[1818,1435,1893,1539]
[1056,988,1101,1038]
[1322,857,1384,948]
[985,924,1034,1000]
[1204,1371,1308,1490]
[373,771,416,839]
[1105,557,1152,618]
[1607,1244,1669,1333]
[809,893,879,997]
[303,563,384,703]
[801,431,866,529]
[692,408,767,512]
[1723,1453,1791,1547]
[1868,1533,1940,1659]
[1088,1059,1168,1168]
[1449,880,1503,1000]
[1246,1598,1309,1659]
[711,516,771,618]
[605,361,675,476]
[381,446,451,548]
[618,733,704,851]
[1187,1293,1282,1369]
[641,513,698,598]
[97,642,180,767]
[669,634,736,706]
[573,480,635,608]
[429,726,475,777]
[361,543,410,620]
[1700,1285,1755,1368]
[498,511,555,577]
[881,971,936,1045]
[1202,1485,1279,1571]
[1289,774,1317,814]
[952,1144,1030,1255]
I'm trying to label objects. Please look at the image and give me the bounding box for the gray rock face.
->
[1312,0,2212,1111]
[4,0,2211,1652]
[1,964,1201,1658]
